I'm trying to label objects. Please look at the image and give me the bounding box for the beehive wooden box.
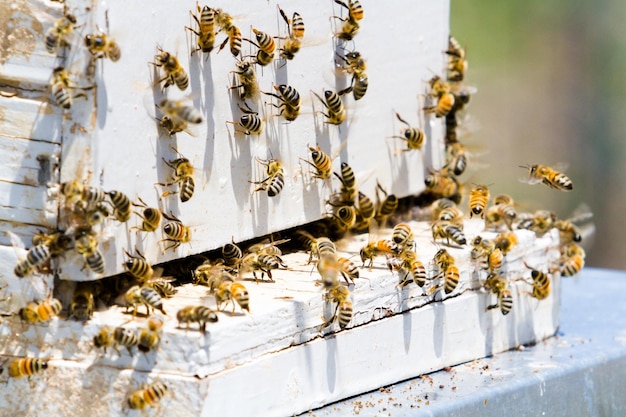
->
[0,1,563,416]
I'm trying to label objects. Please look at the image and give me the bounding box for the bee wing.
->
[6,230,26,252]
[518,172,543,185]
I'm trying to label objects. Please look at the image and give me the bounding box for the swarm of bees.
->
[1,2,593,413]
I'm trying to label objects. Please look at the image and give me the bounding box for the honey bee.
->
[186,3,216,55]
[231,60,259,101]
[107,190,132,222]
[216,281,250,312]
[221,240,243,267]
[125,285,166,317]
[332,162,357,205]
[151,47,189,91]
[128,381,168,410]
[158,155,195,203]
[446,36,468,82]
[554,219,582,243]
[521,164,573,191]
[517,210,557,236]
[50,67,75,110]
[423,76,455,118]
[214,8,234,32]
[429,198,457,221]
[123,249,154,283]
[158,98,203,125]
[161,212,192,251]
[424,169,462,201]
[245,28,275,66]
[353,191,376,232]
[132,197,162,233]
[227,102,264,135]
[333,0,363,41]
[335,256,359,284]
[433,248,455,271]
[524,264,551,300]
[74,231,105,274]
[321,282,352,330]
[295,230,336,264]
[8,358,48,378]
[437,205,464,227]
[247,237,290,257]
[218,25,242,57]
[389,112,427,151]
[45,13,78,54]
[432,221,466,247]
[313,90,346,125]
[277,6,304,60]
[392,223,415,251]
[329,205,357,231]
[176,305,218,333]
[470,235,495,260]
[250,158,284,197]
[60,180,84,209]
[360,238,400,269]
[560,243,585,277]
[431,249,460,294]
[69,281,97,321]
[485,195,517,231]
[494,231,518,255]
[375,183,398,228]
[469,184,490,218]
[337,51,368,100]
[81,185,107,208]
[19,298,63,324]
[84,33,121,61]
[263,84,301,121]
[484,273,512,315]
[240,252,286,282]
[444,142,468,176]
[300,145,332,181]
[144,277,177,299]
[138,316,164,353]
[93,326,116,352]
[392,249,427,288]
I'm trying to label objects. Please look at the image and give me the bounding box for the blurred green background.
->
[450,0,626,269]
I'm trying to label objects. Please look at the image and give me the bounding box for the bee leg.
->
[200,321,206,334]
[485,303,499,312]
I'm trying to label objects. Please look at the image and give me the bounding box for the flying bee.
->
[157,115,194,137]
[353,191,376,232]
[84,33,121,61]
[392,223,415,251]
[45,13,78,54]
[295,230,336,264]
[424,91,455,118]
[438,206,464,227]
[231,60,259,101]
[158,98,203,125]
[176,305,218,333]
[494,231,518,255]
[123,249,153,283]
[520,164,573,191]
[244,27,275,66]
[107,190,132,222]
[214,8,234,32]
[125,285,166,317]
[227,102,264,135]
[247,237,290,257]
[240,252,286,282]
[301,144,333,181]
[151,47,189,91]
[445,142,468,176]
[138,316,164,353]
[128,382,169,410]
[158,154,195,202]
[469,184,490,218]
[74,231,105,274]
[524,263,551,300]
[215,281,250,312]
[250,158,284,197]
[312,89,346,125]
[186,3,216,55]
[335,256,359,284]
[218,25,242,57]
[329,205,357,230]
[321,282,352,330]
[161,212,192,251]
[560,243,585,277]
[375,182,398,228]
[131,197,161,233]
[50,67,75,109]
[8,358,48,378]
[20,298,63,324]
[484,273,512,315]
[424,169,462,201]
[446,36,468,82]
[277,6,304,60]
[263,84,301,121]
[389,112,426,151]
[93,326,115,352]
[69,281,97,321]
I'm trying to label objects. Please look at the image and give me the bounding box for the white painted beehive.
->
[0,1,567,416]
